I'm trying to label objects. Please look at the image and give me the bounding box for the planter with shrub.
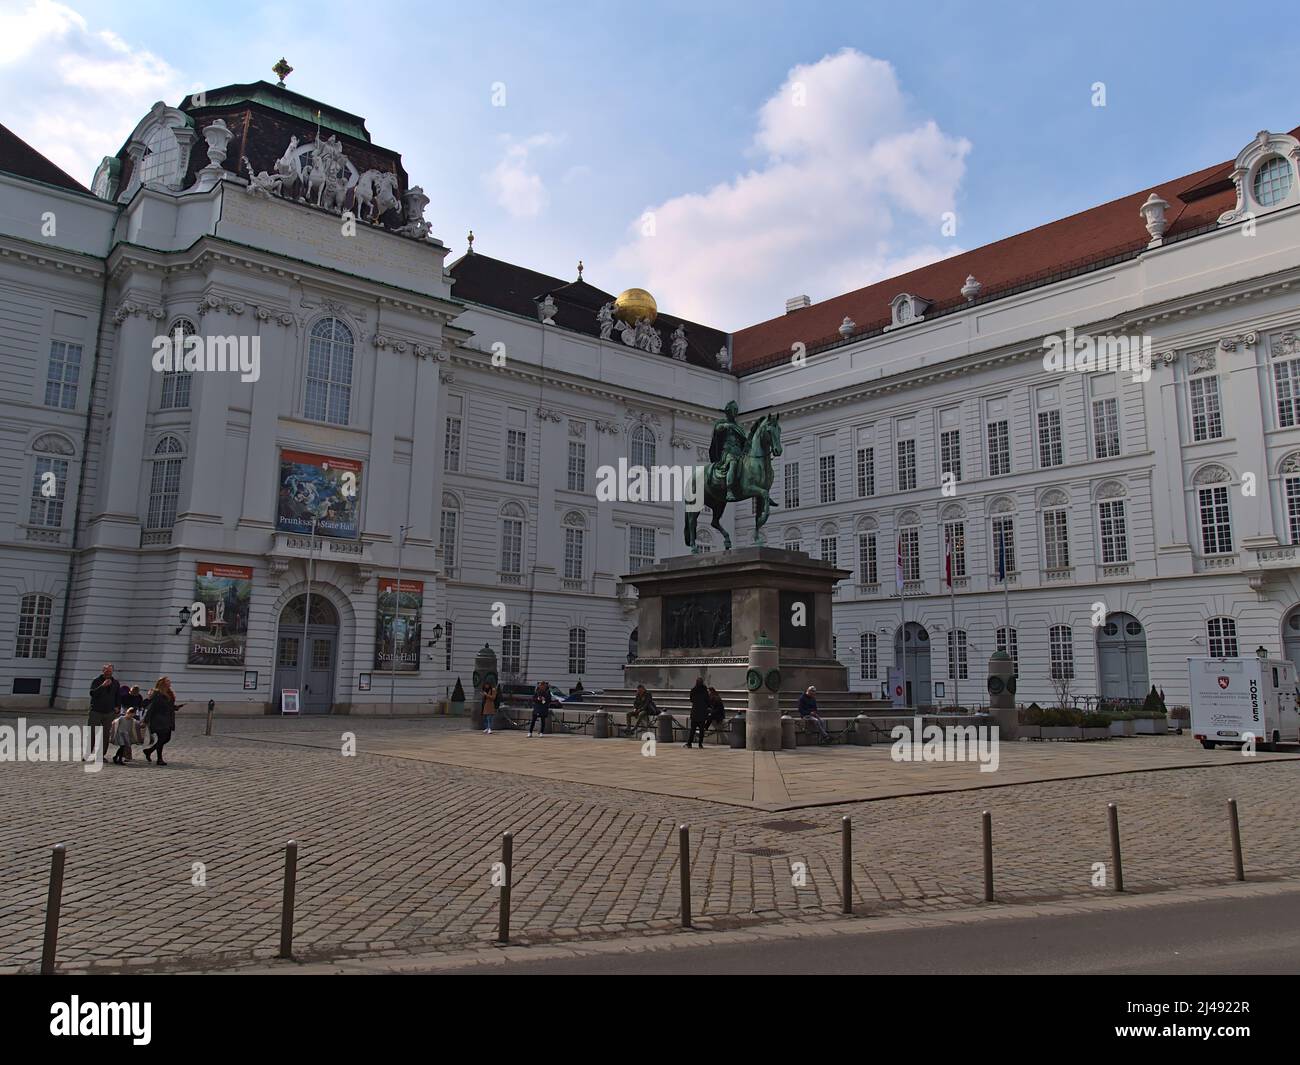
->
[1107,713,1136,737]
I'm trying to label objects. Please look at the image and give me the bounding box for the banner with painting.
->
[276,449,363,539]
[375,578,422,672]
[189,563,253,665]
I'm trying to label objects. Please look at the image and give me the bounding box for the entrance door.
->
[1097,612,1149,700]
[1283,608,1300,675]
[893,622,932,706]
[273,594,340,713]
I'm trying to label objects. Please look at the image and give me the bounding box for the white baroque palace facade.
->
[2,83,1300,711]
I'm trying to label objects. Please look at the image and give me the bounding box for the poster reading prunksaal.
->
[189,563,253,666]
[276,449,363,539]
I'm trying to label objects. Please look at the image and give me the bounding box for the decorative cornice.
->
[439,370,455,384]
[594,419,621,435]
[1219,331,1257,351]
[112,300,165,324]
[535,407,563,423]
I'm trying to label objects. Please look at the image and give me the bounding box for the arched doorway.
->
[894,622,931,706]
[1096,612,1149,701]
[273,594,340,713]
[1282,607,1300,674]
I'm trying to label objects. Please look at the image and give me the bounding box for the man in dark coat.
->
[686,678,710,748]
[88,663,122,761]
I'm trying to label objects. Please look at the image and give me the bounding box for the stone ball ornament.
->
[613,287,657,326]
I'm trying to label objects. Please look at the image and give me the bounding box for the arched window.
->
[819,522,838,565]
[305,317,354,425]
[996,626,1019,676]
[630,425,656,469]
[563,512,586,581]
[439,492,460,574]
[1049,625,1074,680]
[15,593,53,659]
[568,627,586,675]
[160,318,195,409]
[29,434,74,529]
[859,632,877,680]
[784,526,802,554]
[1207,616,1238,658]
[501,623,522,675]
[137,124,181,187]
[500,503,525,581]
[146,436,184,530]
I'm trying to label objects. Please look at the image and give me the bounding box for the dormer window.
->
[887,293,931,330]
[1219,130,1300,226]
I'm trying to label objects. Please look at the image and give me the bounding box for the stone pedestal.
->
[622,547,851,693]
[746,633,782,751]
[987,650,1018,740]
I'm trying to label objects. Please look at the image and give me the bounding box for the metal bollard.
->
[780,715,796,749]
[278,840,297,958]
[1108,803,1124,892]
[205,698,215,736]
[593,709,609,739]
[679,824,692,928]
[982,810,994,902]
[841,816,853,914]
[41,844,66,975]
[1228,799,1245,882]
[497,832,513,943]
[656,712,674,744]
[852,713,873,746]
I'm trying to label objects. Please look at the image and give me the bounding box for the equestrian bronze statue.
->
[684,401,782,551]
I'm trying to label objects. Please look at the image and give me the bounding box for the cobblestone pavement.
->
[1,714,1298,973]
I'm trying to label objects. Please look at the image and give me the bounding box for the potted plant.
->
[1134,687,1166,734]
[1081,711,1111,740]
[1108,712,1136,737]
[1018,703,1044,740]
[450,677,466,717]
[1041,706,1083,740]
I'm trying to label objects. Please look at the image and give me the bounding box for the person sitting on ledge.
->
[628,684,658,732]
[798,685,832,744]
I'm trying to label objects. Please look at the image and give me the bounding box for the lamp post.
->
[389,525,411,713]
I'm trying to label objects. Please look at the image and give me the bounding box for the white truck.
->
[1188,656,1300,751]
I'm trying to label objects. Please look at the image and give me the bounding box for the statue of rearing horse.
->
[684,406,782,551]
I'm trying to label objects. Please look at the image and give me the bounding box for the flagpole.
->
[898,531,908,710]
[297,518,316,709]
[951,576,958,711]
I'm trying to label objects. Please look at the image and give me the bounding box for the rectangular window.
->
[940,430,961,482]
[160,369,191,410]
[820,535,837,566]
[445,620,454,672]
[1049,625,1074,680]
[1043,509,1070,569]
[996,627,1019,676]
[567,441,586,492]
[859,633,877,681]
[1099,500,1129,564]
[15,594,53,659]
[858,532,877,584]
[505,429,526,482]
[1092,397,1121,458]
[29,457,69,527]
[947,630,968,681]
[439,509,458,571]
[901,527,920,581]
[276,636,298,668]
[856,447,875,497]
[45,340,81,410]
[944,521,966,578]
[311,639,331,670]
[502,624,521,674]
[1287,477,1300,544]
[564,527,585,580]
[987,420,1010,476]
[784,462,800,509]
[1275,360,1300,428]
[1199,486,1233,555]
[992,516,1015,575]
[819,455,836,503]
[1037,409,1063,467]
[444,416,462,473]
[629,526,656,572]
[146,458,182,530]
[501,518,523,574]
[1207,617,1238,658]
[896,439,917,491]
[1188,377,1223,442]
[784,535,802,554]
[568,628,586,675]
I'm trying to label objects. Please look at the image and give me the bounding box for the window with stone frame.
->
[858,531,877,584]
[856,447,875,497]
[45,340,82,410]
[1043,508,1070,569]
[1092,396,1121,457]
[1198,484,1233,555]
[996,626,1019,676]
[15,593,53,659]
[1188,374,1223,442]
[1049,625,1074,680]
[304,317,354,425]
[29,456,69,527]
[443,415,462,473]
[1207,616,1238,658]
[859,632,877,681]
[1098,499,1129,564]
[987,419,1011,476]
[947,629,968,680]
[896,438,917,490]
[568,627,586,675]
[160,319,195,409]
[784,462,800,509]
[146,436,183,530]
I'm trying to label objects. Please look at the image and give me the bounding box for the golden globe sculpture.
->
[613,287,657,326]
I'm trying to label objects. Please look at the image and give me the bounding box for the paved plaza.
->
[1,713,1298,974]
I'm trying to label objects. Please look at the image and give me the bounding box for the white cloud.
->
[0,0,187,184]
[485,132,560,219]
[610,49,971,329]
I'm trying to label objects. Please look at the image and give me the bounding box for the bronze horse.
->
[684,411,782,551]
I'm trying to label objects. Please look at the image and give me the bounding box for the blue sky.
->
[4,0,1300,328]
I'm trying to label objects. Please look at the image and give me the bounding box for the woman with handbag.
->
[142,676,180,766]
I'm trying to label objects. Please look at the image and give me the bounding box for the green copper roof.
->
[187,82,370,142]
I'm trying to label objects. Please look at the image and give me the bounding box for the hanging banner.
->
[276,449,363,539]
[189,563,253,665]
[375,578,423,672]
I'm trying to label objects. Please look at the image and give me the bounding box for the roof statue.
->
[596,301,615,340]
[671,325,688,361]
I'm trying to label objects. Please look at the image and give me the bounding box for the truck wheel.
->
[1201,740,1215,750]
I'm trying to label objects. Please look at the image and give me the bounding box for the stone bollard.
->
[746,632,782,751]
[728,714,746,748]
[780,715,797,749]
[852,713,874,746]
[986,651,1018,740]
[470,701,483,730]
[594,709,609,738]
[656,711,675,744]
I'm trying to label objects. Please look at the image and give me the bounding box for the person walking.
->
[686,677,710,748]
[481,680,499,734]
[142,676,179,766]
[798,685,832,744]
[111,706,138,765]
[706,685,727,742]
[528,681,555,736]
[628,684,657,733]
[88,663,122,763]
[121,685,148,750]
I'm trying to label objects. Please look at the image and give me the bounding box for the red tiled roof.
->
[0,122,89,195]
[731,129,1299,374]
